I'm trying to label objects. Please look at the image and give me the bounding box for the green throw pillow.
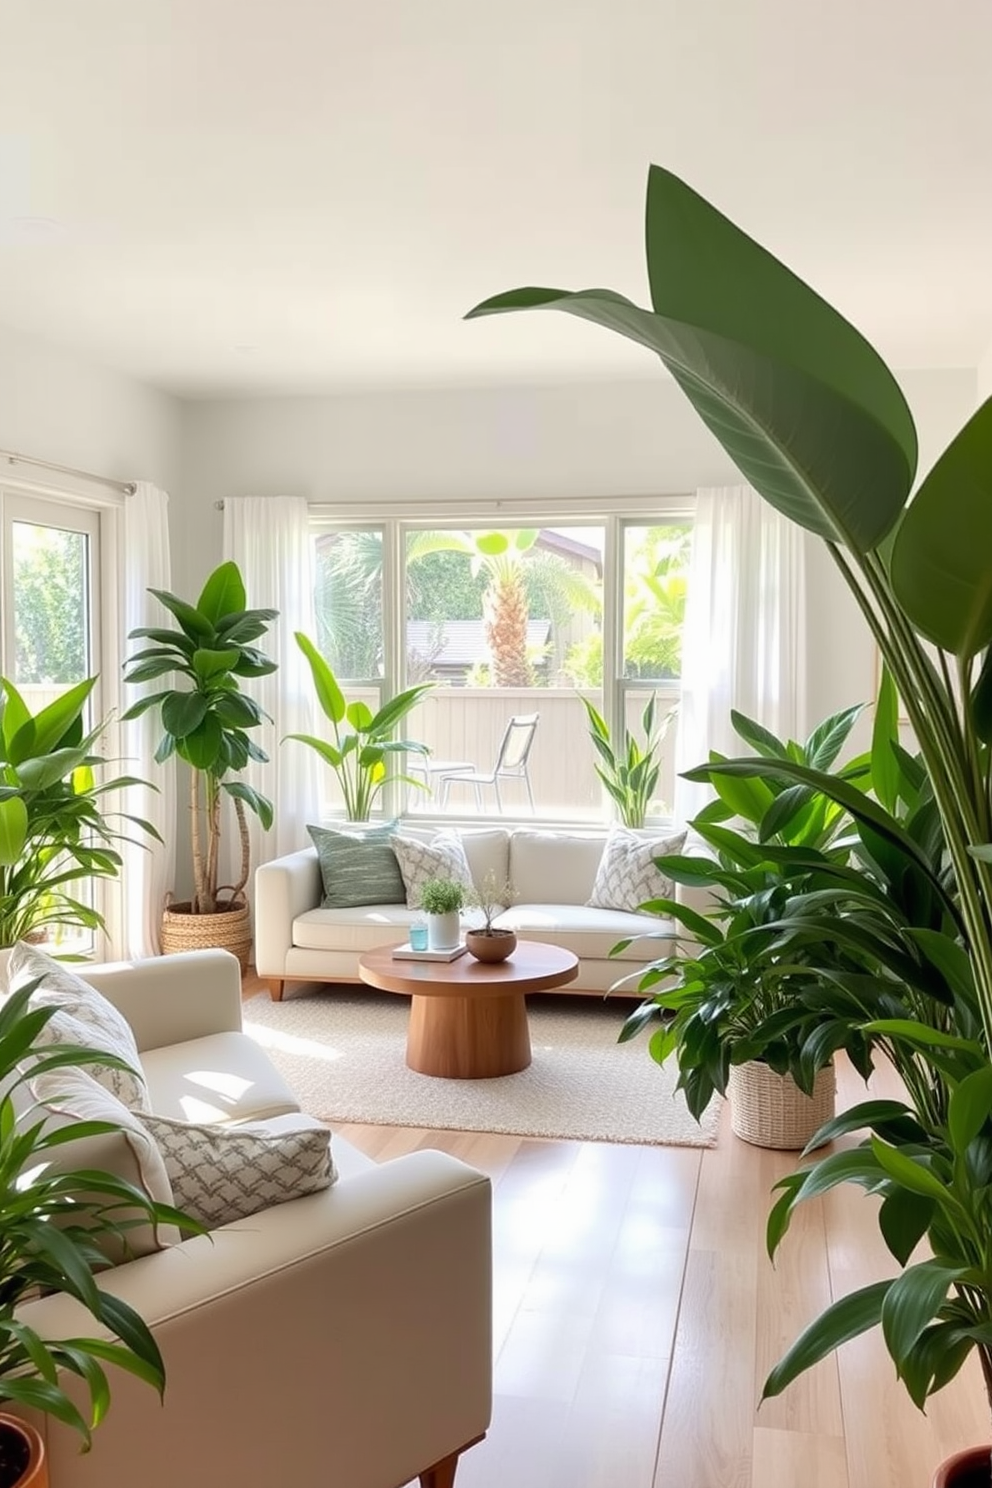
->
[307,822,406,909]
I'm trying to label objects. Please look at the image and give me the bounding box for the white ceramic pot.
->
[427,910,461,951]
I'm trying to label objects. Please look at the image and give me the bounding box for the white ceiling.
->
[1,0,990,398]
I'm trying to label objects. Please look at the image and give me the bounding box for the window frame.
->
[310,494,694,824]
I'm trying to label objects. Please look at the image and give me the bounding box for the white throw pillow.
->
[587,827,687,913]
[390,831,475,909]
[30,1064,175,1257]
[139,1112,336,1229]
[9,942,150,1112]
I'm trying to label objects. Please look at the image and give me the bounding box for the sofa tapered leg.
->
[419,1451,459,1488]
[266,978,285,1002]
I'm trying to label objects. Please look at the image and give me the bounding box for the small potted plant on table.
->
[465,871,518,963]
[419,877,465,952]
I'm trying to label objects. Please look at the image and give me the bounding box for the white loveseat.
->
[256,825,709,1001]
[14,949,492,1488]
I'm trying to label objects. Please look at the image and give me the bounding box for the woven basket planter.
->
[160,899,251,972]
[728,1060,836,1151]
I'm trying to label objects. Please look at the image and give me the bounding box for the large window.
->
[0,488,115,952]
[310,503,692,823]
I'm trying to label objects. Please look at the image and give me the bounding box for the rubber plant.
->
[469,165,992,1475]
[123,561,276,914]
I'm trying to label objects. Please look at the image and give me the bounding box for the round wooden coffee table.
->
[357,941,579,1079]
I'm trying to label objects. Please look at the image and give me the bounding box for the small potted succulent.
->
[465,871,518,963]
[418,877,465,952]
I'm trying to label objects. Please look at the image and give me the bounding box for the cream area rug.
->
[242,988,721,1147]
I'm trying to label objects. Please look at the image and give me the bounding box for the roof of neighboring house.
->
[537,529,603,569]
[407,619,551,667]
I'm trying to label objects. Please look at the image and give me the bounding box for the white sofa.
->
[15,950,492,1488]
[256,825,708,1001]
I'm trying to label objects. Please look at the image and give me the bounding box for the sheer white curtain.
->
[222,497,319,904]
[121,481,176,958]
[673,483,807,824]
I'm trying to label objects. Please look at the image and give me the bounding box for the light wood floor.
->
[245,979,988,1485]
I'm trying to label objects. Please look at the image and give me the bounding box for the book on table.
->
[392,943,468,963]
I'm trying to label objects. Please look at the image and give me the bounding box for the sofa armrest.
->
[19,1150,493,1488]
[254,847,322,978]
[83,949,244,1052]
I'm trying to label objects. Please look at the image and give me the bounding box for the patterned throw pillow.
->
[8,942,151,1112]
[30,1064,175,1257]
[587,827,688,913]
[139,1112,336,1229]
[307,821,406,908]
[390,831,475,909]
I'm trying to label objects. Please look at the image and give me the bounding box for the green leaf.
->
[871,666,901,814]
[178,713,224,771]
[197,560,247,624]
[223,780,274,830]
[762,1282,891,1399]
[881,1260,966,1371]
[805,704,864,772]
[891,397,992,657]
[878,1188,935,1266]
[161,691,210,739]
[0,794,28,866]
[192,647,240,680]
[147,587,213,640]
[869,1137,952,1203]
[948,1067,992,1154]
[295,632,345,723]
[970,647,992,744]
[469,167,916,555]
[18,677,95,759]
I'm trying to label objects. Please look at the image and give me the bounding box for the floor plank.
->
[243,974,990,1486]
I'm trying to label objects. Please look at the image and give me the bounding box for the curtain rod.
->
[0,448,136,496]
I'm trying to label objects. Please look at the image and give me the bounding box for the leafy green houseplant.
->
[288,633,433,821]
[418,875,464,954]
[123,561,276,941]
[618,705,872,1145]
[0,981,199,1484]
[580,692,676,828]
[470,164,992,1474]
[0,677,158,953]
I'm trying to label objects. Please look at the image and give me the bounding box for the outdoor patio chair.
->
[436,712,540,812]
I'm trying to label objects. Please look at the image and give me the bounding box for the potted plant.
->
[0,676,159,968]
[418,876,465,952]
[122,560,276,967]
[288,633,433,821]
[469,163,992,1482]
[579,692,676,828]
[465,870,518,963]
[618,705,873,1148]
[0,980,200,1486]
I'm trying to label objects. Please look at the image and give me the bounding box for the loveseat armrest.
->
[83,949,244,1052]
[19,1150,493,1488]
[254,847,322,979]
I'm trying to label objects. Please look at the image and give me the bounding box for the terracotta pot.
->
[465,929,517,963]
[0,1416,47,1488]
[932,1446,991,1486]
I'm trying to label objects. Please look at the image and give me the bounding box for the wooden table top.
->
[358,940,579,999]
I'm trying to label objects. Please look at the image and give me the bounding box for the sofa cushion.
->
[508,831,608,906]
[9,941,150,1112]
[30,1064,175,1257]
[292,904,417,952]
[139,1031,302,1124]
[139,1110,336,1230]
[496,903,675,961]
[587,826,688,912]
[391,831,475,907]
[307,821,406,908]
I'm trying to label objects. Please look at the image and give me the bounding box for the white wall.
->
[0,322,182,491]
[180,365,979,739]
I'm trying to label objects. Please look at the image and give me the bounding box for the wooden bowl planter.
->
[932,1447,992,1486]
[465,929,517,963]
[160,897,252,972]
[728,1060,836,1151]
[0,1417,47,1488]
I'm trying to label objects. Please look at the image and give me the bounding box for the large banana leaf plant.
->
[288,633,433,820]
[0,677,158,949]
[469,167,992,1447]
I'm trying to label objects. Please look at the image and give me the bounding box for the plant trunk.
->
[485,570,531,688]
[190,769,207,914]
[230,794,251,901]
